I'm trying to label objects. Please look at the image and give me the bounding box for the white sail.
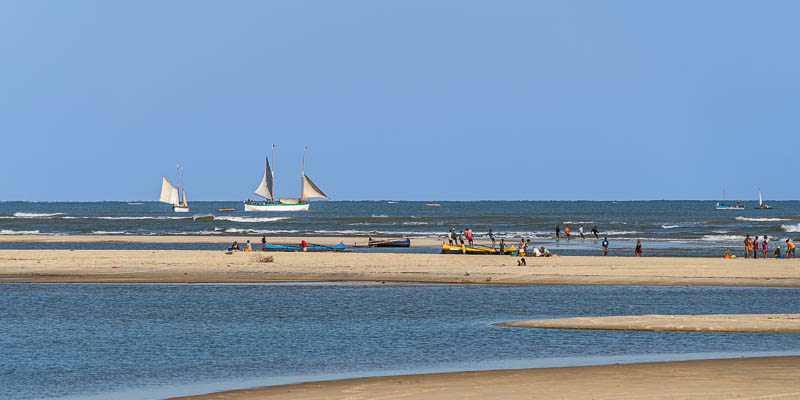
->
[182,188,187,206]
[159,177,180,205]
[301,173,327,199]
[759,190,763,207]
[254,156,274,200]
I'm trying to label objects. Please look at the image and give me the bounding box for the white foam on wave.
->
[781,223,800,233]
[223,228,300,234]
[90,231,128,235]
[661,225,680,229]
[564,221,593,224]
[371,214,389,218]
[13,212,64,218]
[0,229,42,234]
[736,217,790,222]
[214,216,290,223]
[402,221,429,225]
[701,234,742,242]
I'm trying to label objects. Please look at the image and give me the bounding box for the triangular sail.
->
[759,191,763,207]
[301,173,327,199]
[254,156,274,200]
[159,177,180,205]
[182,188,187,206]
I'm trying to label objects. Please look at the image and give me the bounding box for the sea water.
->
[1,200,800,256]
[1,283,799,399]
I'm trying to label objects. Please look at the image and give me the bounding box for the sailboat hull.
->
[244,202,310,212]
[173,205,190,213]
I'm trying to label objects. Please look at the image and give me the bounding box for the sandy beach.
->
[1,247,799,286]
[172,356,800,399]
[497,313,800,333]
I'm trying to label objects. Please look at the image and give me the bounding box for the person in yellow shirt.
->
[786,239,795,258]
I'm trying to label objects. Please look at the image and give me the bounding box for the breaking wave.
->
[13,212,64,218]
[0,229,42,234]
[214,216,290,223]
[736,217,790,222]
[781,223,800,233]
[661,225,680,229]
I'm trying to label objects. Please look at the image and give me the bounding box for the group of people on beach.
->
[447,228,478,246]
[555,224,600,240]
[744,235,794,259]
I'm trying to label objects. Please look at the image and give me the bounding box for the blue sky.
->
[1,1,798,201]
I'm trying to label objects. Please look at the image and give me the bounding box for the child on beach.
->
[786,239,795,258]
[634,239,642,256]
[540,247,550,257]
[775,246,782,258]
[602,237,609,256]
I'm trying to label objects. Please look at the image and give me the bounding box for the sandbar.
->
[497,313,800,333]
[171,356,800,399]
[1,250,799,286]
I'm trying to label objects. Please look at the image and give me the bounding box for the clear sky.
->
[1,1,798,201]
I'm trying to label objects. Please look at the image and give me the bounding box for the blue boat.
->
[263,242,346,252]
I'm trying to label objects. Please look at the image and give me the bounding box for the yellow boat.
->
[441,244,516,255]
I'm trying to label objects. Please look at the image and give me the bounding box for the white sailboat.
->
[159,164,189,212]
[244,146,328,212]
[756,189,773,210]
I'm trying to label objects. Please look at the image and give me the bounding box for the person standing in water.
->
[579,226,585,239]
[602,237,609,256]
[564,225,571,240]
[591,226,599,239]
[634,239,642,256]
[744,235,752,258]
[555,224,560,241]
[753,236,759,259]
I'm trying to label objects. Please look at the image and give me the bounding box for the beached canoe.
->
[368,238,411,248]
[441,244,516,255]
[263,242,346,252]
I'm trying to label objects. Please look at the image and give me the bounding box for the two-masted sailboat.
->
[159,164,189,212]
[244,146,328,212]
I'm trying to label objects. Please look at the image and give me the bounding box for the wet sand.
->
[172,356,800,399]
[497,313,800,333]
[1,249,799,285]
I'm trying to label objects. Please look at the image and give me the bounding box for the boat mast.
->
[176,163,180,206]
[181,165,185,206]
[301,146,308,200]
[271,144,276,203]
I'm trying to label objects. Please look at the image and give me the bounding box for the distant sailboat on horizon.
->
[715,190,745,210]
[756,189,773,210]
[244,145,328,212]
[159,164,189,213]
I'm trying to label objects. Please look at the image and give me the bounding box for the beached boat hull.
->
[173,205,190,213]
[262,243,346,252]
[369,238,411,248]
[244,202,310,212]
[441,244,516,255]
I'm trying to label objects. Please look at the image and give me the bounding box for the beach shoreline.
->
[170,356,800,399]
[1,249,799,286]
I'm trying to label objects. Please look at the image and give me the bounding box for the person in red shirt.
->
[301,240,308,252]
[753,236,759,259]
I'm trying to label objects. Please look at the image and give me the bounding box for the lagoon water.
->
[2,283,799,399]
[2,200,800,256]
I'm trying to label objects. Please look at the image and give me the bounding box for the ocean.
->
[1,201,799,256]
[1,283,799,400]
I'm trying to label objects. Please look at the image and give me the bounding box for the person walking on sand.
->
[555,224,560,241]
[261,235,267,251]
[499,238,505,255]
[591,226,599,239]
[519,238,526,256]
[448,228,456,246]
[634,239,642,256]
[763,236,769,259]
[602,237,609,256]
[579,226,585,239]
[246,240,252,252]
[465,228,474,246]
[565,225,571,240]
[753,236,759,259]
[744,235,752,258]
[488,229,496,248]
[786,239,796,258]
